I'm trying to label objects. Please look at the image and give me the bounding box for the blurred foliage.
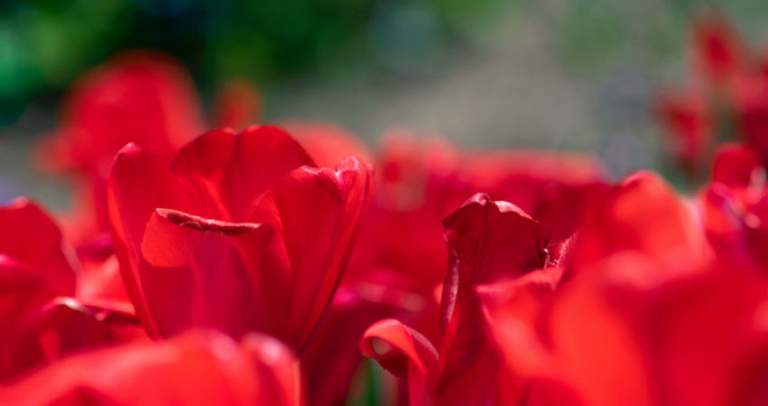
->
[0,0,131,121]
[0,0,503,124]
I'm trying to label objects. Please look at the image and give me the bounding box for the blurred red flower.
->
[0,331,302,406]
[0,199,140,381]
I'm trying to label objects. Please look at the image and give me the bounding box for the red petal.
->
[464,150,605,241]
[137,209,276,338]
[478,269,578,405]
[570,171,709,274]
[108,144,191,336]
[3,297,143,380]
[0,331,302,405]
[441,193,550,334]
[223,125,315,220]
[301,286,417,405]
[443,193,550,287]
[0,199,80,370]
[692,11,746,84]
[655,89,713,174]
[711,143,764,189]
[0,198,77,295]
[39,51,203,174]
[256,157,370,349]
[360,319,439,405]
[642,270,768,405]
[241,333,303,406]
[439,193,551,404]
[77,255,131,305]
[171,128,238,179]
[548,257,768,406]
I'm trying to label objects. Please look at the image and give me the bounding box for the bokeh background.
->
[2,0,768,210]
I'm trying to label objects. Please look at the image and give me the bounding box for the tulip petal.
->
[242,333,303,406]
[40,52,203,173]
[3,297,143,380]
[711,143,764,189]
[0,331,302,406]
[0,198,77,296]
[570,171,709,273]
[246,157,370,349]
[360,319,439,406]
[437,193,553,404]
[108,144,191,335]
[223,125,315,220]
[301,287,410,406]
[171,128,238,178]
[137,209,276,338]
[259,166,345,348]
[692,11,745,84]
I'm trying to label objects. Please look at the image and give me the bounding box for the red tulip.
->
[481,170,768,406]
[691,11,747,86]
[108,125,371,349]
[346,135,601,404]
[37,52,204,254]
[701,144,768,269]
[0,330,302,406]
[40,51,203,176]
[350,133,602,300]
[711,142,764,189]
[0,198,77,301]
[0,198,140,379]
[655,89,714,174]
[361,193,561,405]
[462,150,605,242]
[731,72,768,165]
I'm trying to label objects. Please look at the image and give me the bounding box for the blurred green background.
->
[3,0,768,207]
[0,0,502,122]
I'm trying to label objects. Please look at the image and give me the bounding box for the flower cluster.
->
[3,26,768,405]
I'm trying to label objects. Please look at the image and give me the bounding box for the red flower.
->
[37,52,205,257]
[691,11,747,85]
[38,53,265,257]
[462,150,605,242]
[0,331,302,406]
[731,72,768,165]
[701,143,768,269]
[342,135,601,405]
[655,89,714,174]
[350,133,603,300]
[107,125,371,349]
[41,52,203,176]
[0,199,139,379]
[480,170,768,406]
[360,193,560,405]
